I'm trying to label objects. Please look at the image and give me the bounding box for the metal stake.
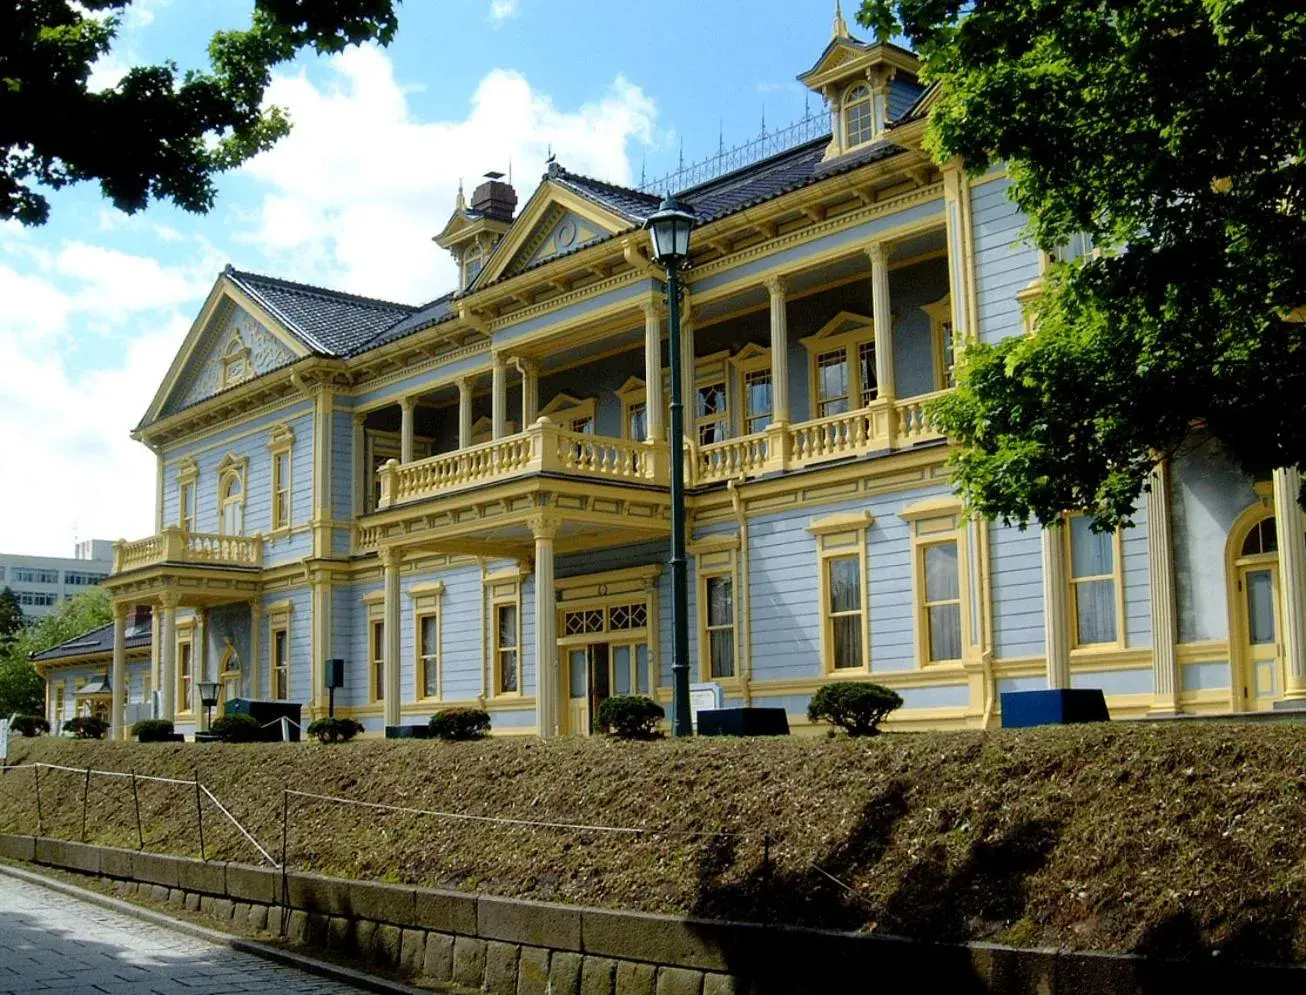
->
[80,766,91,842]
[33,764,43,836]
[194,769,205,861]
[131,770,144,850]
[280,788,290,929]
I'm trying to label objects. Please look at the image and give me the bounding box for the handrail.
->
[113,528,262,574]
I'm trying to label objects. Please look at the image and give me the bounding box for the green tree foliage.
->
[807,682,903,736]
[0,588,23,650]
[2,0,400,225]
[0,587,113,717]
[859,0,1306,529]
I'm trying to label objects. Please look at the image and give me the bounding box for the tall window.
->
[271,450,290,530]
[704,574,735,678]
[179,481,194,531]
[496,604,519,693]
[921,539,963,662]
[696,379,729,444]
[418,612,440,698]
[219,471,244,535]
[816,350,850,417]
[803,313,880,418]
[370,619,385,701]
[857,342,879,407]
[627,402,648,441]
[826,555,865,670]
[1067,515,1120,646]
[742,369,772,434]
[271,626,289,700]
[843,84,875,147]
[177,638,193,713]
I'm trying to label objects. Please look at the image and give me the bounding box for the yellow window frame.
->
[808,511,873,674]
[1064,513,1126,652]
[616,376,648,442]
[176,457,197,532]
[267,423,295,533]
[901,497,975,668]
[176,619,195,715]
[693,537,741,683]
[409,581,446,701]
[800,312,879,419]
[488,572,523,696]
[729,343,772,436]
[540,392,598,434]
[693,350,732,445]
[922,294,956,390]
[267,600,292,701]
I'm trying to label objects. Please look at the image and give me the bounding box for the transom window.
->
[609,602,647,631]
[843,84,875,148]
[1067,515,1120,647]
[1242,517,1278,557]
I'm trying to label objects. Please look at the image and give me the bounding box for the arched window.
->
[843,84,875,148]
[219,471,244,535]
[1241,516,1278,557]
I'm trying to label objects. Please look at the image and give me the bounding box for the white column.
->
[195,607,209,729]
[765,275,790,424]
[532,517,560,738]
[1041,525,1071,689]
[458,377,475,449]
[1274,466,1306,700]
[641,302,665,442]
[1146,462,1180,713]
[491,353,508,440]
[248,598,262,701]
[382,547,403,727]
[110,603,128,741]
[679,318,696,439]
[519,359,539,426]
[160,594,178,721]
[866,242,895,400]
[399,396,415,464]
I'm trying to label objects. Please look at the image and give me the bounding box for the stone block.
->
[0,834,35,862]
[1052,950,1145,995]
[247,904,269,932]
[581,909,730,973]
[225,862,279,905]
[399,928,427,976]
[176,856,225,896]
[969,942,1058,994]
[702,973,739,995]
[655,967,704,995]
[374,924,403,967]
[424,932,455,982]
[168,889,186,909]
[36,838,100,875]
[115,880,133,899]
[210,898,233,920]
[132,851,181,888]
[286,910,309,945]
[355,919,378,956]
[327,916,355,951]
[615,961,657,995]
[285,871,348,916]
[267,905,284,935]
[149,884,170,904]
[232,902,250,923]
[351,880,418,926]
[484,940,520,995]
[550,951,583,995]
[184,892,201,912]
[413,887,478,935]
[480,894,582,951]
[581,956,616,995]
[517,945,551,995]
[453,936,487,990]
[100,845,134,879]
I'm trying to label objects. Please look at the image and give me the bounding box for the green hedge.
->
[62,715,108,739]
[807,682,903,737]
[307,717,364,744]
[429,707,491,741]
[597,695,664,740]
[208,713,262,743]
[131,718,176,743]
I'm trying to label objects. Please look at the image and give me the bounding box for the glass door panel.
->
[566,648,589,735]
[589,643,610,734]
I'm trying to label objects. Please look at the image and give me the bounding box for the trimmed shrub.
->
[11,715,50,737]
[307,717,364,744]
[131,718,175,743]
[597,695,665,740]
[429,707,491,741]
[208,712,262,743]
[807,682,903,737]
[62,715,109,739]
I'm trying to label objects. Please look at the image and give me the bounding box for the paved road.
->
[0,873,372,994]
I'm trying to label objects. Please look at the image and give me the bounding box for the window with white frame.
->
[268,602,291,700]
[216,455,247,536]
[843,84,875,148]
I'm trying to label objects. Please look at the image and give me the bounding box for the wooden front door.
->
[1238,562,1282,710]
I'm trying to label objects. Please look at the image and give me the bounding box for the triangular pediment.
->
[800,311,876,350]
[142,274,311,426]
[471,180,629,290]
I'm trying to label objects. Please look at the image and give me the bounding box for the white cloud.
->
[489,0,520,26]
[239,45,655,302]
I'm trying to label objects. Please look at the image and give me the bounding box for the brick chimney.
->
[470,171,517,223]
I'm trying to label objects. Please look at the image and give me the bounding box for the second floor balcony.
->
[112,527,263,574]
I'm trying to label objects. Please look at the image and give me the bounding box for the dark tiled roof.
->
[31,618,152,664]
[551,170,662,224]
[354,292,457,353]
[226,268,417,356]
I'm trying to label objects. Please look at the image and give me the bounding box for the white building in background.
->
[0,540,114,618]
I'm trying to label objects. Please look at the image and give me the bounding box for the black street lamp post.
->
[644,195,696,737]
[198,681,221,732]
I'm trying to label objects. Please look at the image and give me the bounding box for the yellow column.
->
[765,275,790,424]
[491,353,507,440]
[518,359,539,427]
[866,242,895,401]
[458,376,475,449]
[110,603,128,741]
[159,594,178,721]
[1041,525,1071,689]
[399,396,415,464]
[1147,462,1180,713]
[532,517,560,738]
[352,413,366,519]
[310,568,332,716]
[382,547,403,728]
[248,598,262,701]
[942,159,978,341]
[640,302,665,442]
[1274,467,1306,700]
[312,385,334,559]
[195,607,209,729]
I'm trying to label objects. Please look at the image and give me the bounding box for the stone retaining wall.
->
[3,833,1304,994]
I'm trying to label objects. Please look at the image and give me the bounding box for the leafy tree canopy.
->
[858,0,1306,529]
[0,588,23,650]
[0,587,113,718]
[2,0,400,225]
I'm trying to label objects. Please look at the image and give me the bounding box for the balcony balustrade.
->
[112,527,263,574]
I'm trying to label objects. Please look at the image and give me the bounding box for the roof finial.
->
[718,119,725,156]
[760,105,767,139]
[507,157,513,186]
[455,179,466,211]
[640,154,647,188]
[678,137,684,170]
[833,0,850,39]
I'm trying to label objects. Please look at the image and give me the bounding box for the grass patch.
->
[3,722,1306,960]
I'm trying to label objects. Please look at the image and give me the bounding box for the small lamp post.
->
[198,681,221,732]
[325,658,345,718]
[644,194,696,737]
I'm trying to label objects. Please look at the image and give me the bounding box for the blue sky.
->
[0,0,857,555]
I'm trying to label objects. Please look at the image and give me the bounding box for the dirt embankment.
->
[3,723,1305,961]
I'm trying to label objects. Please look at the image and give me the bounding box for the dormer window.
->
[463,244,485,291]
[221,336,251,387]
[843,84,876,148]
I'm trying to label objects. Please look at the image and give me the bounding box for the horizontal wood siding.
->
[971,178,1041,345]
[989,523,1045,659]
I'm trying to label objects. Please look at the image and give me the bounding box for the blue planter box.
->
[696,707,790,737]
[1000,689,1110,729]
